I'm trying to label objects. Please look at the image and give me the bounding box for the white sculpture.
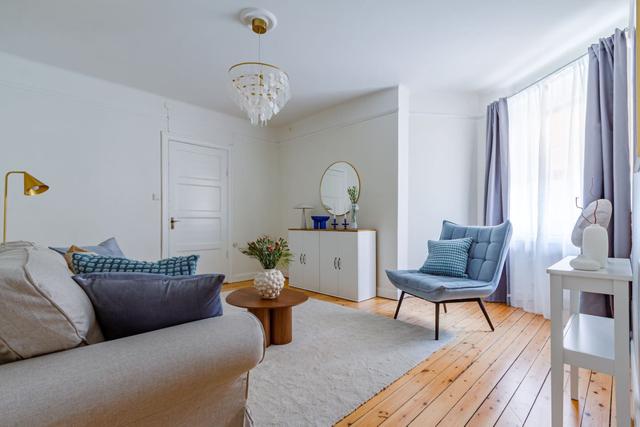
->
[569,199,612,271]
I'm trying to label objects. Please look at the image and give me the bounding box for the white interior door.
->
[167,139,229,277]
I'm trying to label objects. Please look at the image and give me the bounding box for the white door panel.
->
[319,233,339,296]
[303,232,320,292]
[168,140,228,277]
[175,184,222,214]
[337,233,358,300]
[288,231,304,289]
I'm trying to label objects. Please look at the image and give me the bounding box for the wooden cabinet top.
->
[288,228,376,233]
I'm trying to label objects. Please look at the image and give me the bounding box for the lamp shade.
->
[22,173,49,196]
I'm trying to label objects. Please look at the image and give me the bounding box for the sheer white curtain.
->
[508,56,588,318]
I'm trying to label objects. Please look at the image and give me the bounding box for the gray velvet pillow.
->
[72,272,224,340]
[50,237,125,258]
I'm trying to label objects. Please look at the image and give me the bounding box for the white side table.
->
[547,257,631,427]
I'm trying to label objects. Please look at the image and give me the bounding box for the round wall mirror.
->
[320,161,360,216]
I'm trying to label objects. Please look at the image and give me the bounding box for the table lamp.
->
[3,171,49,243]
[293,204,314,229]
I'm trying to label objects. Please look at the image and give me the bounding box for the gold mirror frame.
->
[319,161,361,216]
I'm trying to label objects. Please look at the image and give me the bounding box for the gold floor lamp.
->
[3,171,49,243]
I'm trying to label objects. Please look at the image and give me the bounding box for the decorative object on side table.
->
[293,204,314,229]
[311,215,330,229]
[347,185,359,229]
[3,171,49,242]
[569,199,612,271]
[240,236,293,299]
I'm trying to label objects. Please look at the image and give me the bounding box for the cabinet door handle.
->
[300,254,303,264]
[303,254,306,264]
[333,257,337,269]
[338,257,342,270]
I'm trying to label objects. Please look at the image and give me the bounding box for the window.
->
[507,56,588,317]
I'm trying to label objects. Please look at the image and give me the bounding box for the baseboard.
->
[632,339,640,423]
[377,286,400,300]
[228,272,259,283]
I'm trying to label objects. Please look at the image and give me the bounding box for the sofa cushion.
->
[71,254,199,276]
[0,242,104,364]
[73,272,224,340]
[50,237,125,258]
[419,237,473,278]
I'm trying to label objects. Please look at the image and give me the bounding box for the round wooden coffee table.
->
[226,288,308,346]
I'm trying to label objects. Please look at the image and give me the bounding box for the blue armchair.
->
[386,220,512,339]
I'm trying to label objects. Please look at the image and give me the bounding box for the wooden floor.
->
[225,281,625,427]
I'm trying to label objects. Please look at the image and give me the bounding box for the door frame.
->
[160,131,232,277]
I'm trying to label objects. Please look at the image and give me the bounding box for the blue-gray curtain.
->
[484,98,510,303]
[581,29,631,317]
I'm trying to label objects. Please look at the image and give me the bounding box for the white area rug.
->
[223,296,453,426]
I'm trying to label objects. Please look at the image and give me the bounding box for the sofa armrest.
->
[0,312,265,426]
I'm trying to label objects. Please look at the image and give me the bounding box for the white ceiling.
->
[0,0,628,126]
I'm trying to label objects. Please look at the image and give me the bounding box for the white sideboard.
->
[288,229,376,302]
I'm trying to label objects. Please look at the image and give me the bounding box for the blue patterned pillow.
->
[419,237,473,278]
[71,253,199,276]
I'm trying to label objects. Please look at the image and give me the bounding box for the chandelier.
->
[229,9,291,126]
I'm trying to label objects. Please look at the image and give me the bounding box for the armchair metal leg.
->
[477,299,494,331]
[394,291,405,319]
[435,302,440,340]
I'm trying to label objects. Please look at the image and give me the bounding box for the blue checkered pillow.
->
[71,253,199,276]
[419,237,473,278]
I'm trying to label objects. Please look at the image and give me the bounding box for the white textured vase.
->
[582,224,608,269]
[254,269,285,299]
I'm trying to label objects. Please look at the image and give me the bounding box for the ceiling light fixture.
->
[229,8,290,126]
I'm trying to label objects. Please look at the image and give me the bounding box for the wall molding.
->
[0,75,276,145]
[410,110,483,120]
[277,108,399,143]
[228,272,259,283]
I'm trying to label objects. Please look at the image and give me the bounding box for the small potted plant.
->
[347,185,359,229]
[240,236,293,299]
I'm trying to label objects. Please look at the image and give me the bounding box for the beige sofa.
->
[0,242,264,426]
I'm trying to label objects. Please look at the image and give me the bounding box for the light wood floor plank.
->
[337,305,512,426]
[347,308,518,426]
[377,311,533,426]
[408,315,545,426]
[456,320,550,426]
[581,371,613,427]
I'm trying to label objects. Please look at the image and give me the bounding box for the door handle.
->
[303,254,306,264]
[333,257,337,269]
[300,254,303,264]
[338,257,342,270]
[170,217,180,230]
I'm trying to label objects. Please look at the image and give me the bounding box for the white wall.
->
[0,52,482,297]
[276,89,401,298]
[0,52,280,281]
[406,90,482,268]
[275,88,481,298]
